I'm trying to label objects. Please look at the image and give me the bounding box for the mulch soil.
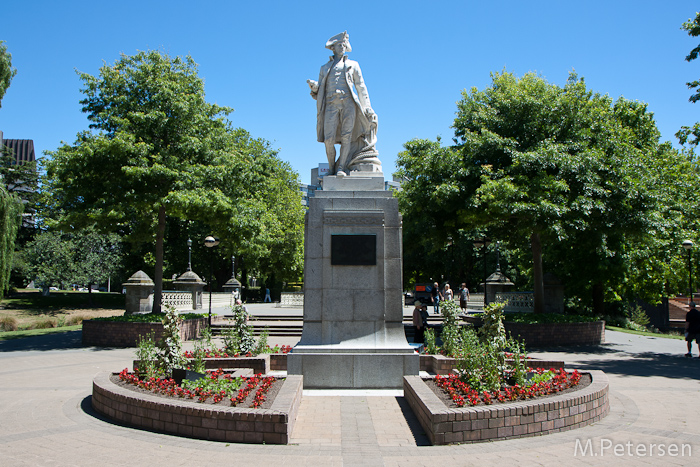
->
[425,372,592,409]
[110,373,284,410]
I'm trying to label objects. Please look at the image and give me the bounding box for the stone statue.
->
[308,31,381,176]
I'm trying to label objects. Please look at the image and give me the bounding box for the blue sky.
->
[1,1,698,184]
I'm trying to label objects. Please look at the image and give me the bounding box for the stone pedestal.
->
[173,270,206,310]
[288,174,419,389]
[123,271,154,314]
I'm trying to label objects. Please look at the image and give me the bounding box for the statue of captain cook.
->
[308,31,381,176]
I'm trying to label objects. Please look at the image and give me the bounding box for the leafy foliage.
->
[423,327,439,355]
[23,227,121,293]
[0,186,22,298]
[43,50,304,311]
[0,41,16,107]
[157,304,188,373]
[135,332,161,379]
[222,303,256,355]
[397,71,694,313]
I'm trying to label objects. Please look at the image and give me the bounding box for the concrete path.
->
[0,329,699,466]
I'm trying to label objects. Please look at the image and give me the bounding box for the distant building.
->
[300,163,402,207]
[0,130,38,226]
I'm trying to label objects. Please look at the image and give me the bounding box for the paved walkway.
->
[0,329,698,466]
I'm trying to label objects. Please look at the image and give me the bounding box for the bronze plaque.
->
[331,234,376,265]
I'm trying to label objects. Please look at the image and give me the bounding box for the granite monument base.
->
[288,348,418,389]
[288,180,418,389]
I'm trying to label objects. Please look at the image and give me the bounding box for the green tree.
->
[677,12,700,148]
[0,186,22,298]
[397,72,685,314]
[0,40,17,108]
[44,50,304,310]
[24,230,74,293]
[72,226,122,304]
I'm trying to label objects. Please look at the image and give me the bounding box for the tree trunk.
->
[153,205,166,313]
[530,232,545,313]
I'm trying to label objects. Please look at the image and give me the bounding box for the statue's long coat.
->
[315,55,372,144]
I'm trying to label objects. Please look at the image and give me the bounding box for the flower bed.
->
[419,353,566,375]
[404,369,609,445]
[92,370,303,444]
[432,368,583,407]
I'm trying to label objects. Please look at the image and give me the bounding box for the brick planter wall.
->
[270,353,287,371]
[404,370,609,445]
[82,317,207,347]
[504,320,605,347]
[92,372,303,444]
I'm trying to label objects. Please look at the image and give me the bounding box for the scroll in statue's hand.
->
[307,79,319,99]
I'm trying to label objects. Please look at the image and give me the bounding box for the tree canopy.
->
[44,50,303,310]
[0,186,22,298]
[397,71,694,314]
[0,40,16,108]
[677,12,700,148]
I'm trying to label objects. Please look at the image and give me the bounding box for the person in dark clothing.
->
[412,300,429,344]
[685,302,700,357]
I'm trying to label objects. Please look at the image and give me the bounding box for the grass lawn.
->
[0,325,82,341]
[606,325,684,340]
[0,289,125,334]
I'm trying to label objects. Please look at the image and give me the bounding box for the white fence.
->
[162,291,193,310]
[494,292,534,313]
[279,292,304,308]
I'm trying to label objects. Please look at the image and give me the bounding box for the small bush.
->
[64,314,93,326]
[92,312,204,323]
[504,313,598,324]
[32,318,57,329]
[135,332,162,379]
[630,305,650,328]
[424,328,439,355]
[0,315,18,331]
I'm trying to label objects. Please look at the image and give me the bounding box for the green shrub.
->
[223,304,256,355]
[439,299,463,357]
[456,302,528,392]
[424,328,439,355]
[630,305,650,328]
[0,315,18,331]
[32,318,57,329]
[157,305,188,373]
[135,332,161,379]
[93,312,205,323]
[255,326,270,355]
[504,313,598,324]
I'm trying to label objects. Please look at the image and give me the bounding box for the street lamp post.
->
[683,239,694,303]
[204,235,220,328]
[187,238,192,272]
[473,238,491,306]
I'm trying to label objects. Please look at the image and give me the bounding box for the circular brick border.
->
[91,372,303,444]
[403,370,609,445]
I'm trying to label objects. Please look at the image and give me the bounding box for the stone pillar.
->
[173,270,206,310]
[485,268,515,305]
[543,273,565,314]
[123,271,154,314]
[222,277,242,304]
[287,172,419,389]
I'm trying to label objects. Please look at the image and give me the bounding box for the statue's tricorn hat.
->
[326,31,352,52]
